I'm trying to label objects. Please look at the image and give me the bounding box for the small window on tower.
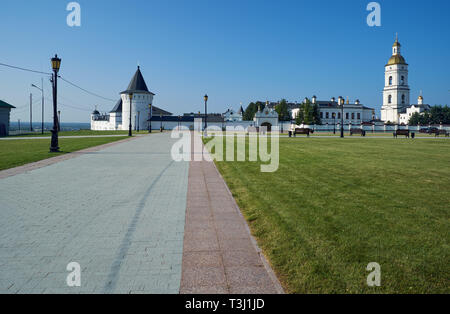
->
[388,95,392,104]
[401,76,405,85]
[402,95,405,104]
[389,76,393,85]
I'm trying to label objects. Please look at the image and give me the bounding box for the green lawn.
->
[9,130,151,137]
[213,137,450,293]
[0,137,128,171]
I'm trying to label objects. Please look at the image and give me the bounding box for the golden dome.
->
[387,54,407,66]
[418,95,423,100]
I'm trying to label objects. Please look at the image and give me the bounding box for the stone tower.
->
[120,66,155,131]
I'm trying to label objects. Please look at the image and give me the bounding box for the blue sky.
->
[1,0,449,123]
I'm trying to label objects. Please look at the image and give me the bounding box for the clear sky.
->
[1,0,449,123]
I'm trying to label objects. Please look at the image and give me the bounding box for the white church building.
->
[254,103,279,131]
[91,66,165,131]
[381,36,429,124]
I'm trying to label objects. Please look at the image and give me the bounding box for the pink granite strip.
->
[0,136,137,179]
[180,134,284,294]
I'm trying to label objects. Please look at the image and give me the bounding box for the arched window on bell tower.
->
[388,95,392,104]
[402,95,405,104]
[401,76,405,85]
[389,76,393,85]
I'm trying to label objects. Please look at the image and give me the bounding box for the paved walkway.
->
[180,142,283,294]
[0,132,282,294]
[0,133,189,293]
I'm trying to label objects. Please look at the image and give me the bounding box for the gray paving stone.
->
[0,133,189,294]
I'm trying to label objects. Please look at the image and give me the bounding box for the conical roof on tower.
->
[121,66,155,95]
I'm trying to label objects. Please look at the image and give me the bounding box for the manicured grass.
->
[214,137,450,293]
[9,130,151,137]
[0,136,128,171]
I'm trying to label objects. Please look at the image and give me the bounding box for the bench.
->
[394,130,411,138]
[435,130,450,137]
[350,128,366,137]
[293,128,313,137]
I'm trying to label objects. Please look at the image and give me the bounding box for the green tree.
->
[243,101,265,121]
[409,105,450,125]
[275,99,291,121]
[295,98,321,125]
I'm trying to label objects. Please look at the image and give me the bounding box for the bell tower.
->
[381,35,410,123]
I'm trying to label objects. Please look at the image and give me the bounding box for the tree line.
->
[408,106,450,126]
[243,98,321,124]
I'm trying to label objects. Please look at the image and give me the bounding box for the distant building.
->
[254,103,279,130]
[399,95,430,125]
[290,96,375,124]
[0,100,15,136]
[91,66,172,131]
[223,106,244,122]
[380,36,429,124]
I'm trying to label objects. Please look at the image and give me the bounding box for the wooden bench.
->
[394,130,411,138]
[350,128,366,137]
[293,128,313,137]
[435,130,450,137]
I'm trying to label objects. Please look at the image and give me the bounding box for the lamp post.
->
[204,94,208,132]
[50,54,61,153]
[339,96,344,138]
[160,113,163,132]
[178,115,181,131]
[137,111,140,132]
[58,111,61,131]
[31,78,44,134]
[148,103,152,133]
[332,113,336,134]
[128,93,133,137]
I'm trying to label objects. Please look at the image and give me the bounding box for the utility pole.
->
[18,119,21,132]
[58,111,61,131]
[41,78,44,134]
[30,93,33,132]
[32,78,45,134]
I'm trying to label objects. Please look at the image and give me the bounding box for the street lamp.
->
[204,94,208,132]
[178,115,181,131]
[148,103,152,133]
[160,113,163,132]
[31,78,44,134]
[339,96,344,138]
[128,93,133,137]
[50,54,61,152]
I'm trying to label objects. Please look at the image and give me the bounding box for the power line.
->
[44,88,109,112]
[0,62,52,76]
[58,76,116,102]
[44,96,95,112]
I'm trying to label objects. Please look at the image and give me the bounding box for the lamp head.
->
[51,54,61,73]
[204,94,208,102]
[128,93,133,100]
